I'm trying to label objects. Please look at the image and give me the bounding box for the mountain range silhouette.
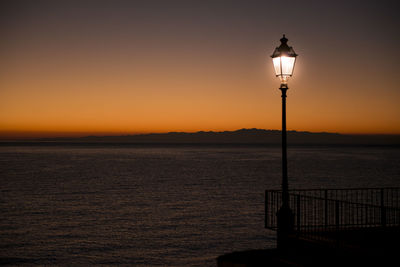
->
[29,128,400,145]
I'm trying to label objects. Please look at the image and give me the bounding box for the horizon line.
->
[1,128,400,141]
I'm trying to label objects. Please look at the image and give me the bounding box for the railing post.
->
[381,188,386,227]
[335,200,340,247]
[265,191,269,228]
[325,189,328,228]
[297,194,301,233]
[335,200,340,230]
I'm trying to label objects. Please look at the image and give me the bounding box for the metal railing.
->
[265,188,400,237]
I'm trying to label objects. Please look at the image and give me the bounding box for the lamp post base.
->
[277,205,295,250]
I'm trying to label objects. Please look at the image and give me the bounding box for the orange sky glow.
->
[1,1,399,139]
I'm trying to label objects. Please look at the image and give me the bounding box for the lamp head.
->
[271,34,297,84]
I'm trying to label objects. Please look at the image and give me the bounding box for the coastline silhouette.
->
[6,128,400,145]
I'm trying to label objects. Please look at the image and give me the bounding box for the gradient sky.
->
[1,0,399,138]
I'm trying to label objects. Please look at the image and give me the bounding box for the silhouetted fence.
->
[265,188,400,240]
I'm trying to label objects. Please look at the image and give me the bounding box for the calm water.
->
[1,145,399,266]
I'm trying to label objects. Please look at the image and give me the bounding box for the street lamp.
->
[271,34,297,249]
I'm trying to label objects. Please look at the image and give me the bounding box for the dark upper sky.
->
[1,0,399,137]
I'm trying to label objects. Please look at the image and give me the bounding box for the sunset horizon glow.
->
[1,1,399,139]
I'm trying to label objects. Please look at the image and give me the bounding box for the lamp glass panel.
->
[272,57,281,76]
[281,56,295,76]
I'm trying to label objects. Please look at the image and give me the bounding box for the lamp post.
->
[271,34,297,249]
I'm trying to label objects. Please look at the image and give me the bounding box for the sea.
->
[1,144,399,266]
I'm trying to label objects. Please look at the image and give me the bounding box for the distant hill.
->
[21,128,400,145]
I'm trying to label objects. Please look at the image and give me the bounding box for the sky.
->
[1,0,399,138]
